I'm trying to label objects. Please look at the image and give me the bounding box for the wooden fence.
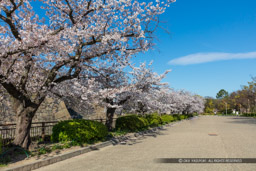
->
[0,118,116,147]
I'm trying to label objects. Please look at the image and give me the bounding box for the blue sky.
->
[134,0,256,97]
[30,0,256,98]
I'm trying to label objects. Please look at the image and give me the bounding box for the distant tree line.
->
[204,77,256,114]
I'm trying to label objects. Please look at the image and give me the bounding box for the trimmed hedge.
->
[51,119,108,143]
[172,114,180,121]
[172,114,190,120]
[188,114,194,118]
[179,115,186,120]
[161,115,174,124]
[51,113,195,143]
[144,114,163,127]
[115,115,149,132]
[242,113,256,117]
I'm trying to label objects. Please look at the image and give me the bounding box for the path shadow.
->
[111,127,168,146]
[226,117,256,125]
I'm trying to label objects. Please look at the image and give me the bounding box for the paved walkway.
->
[36,116,256,171]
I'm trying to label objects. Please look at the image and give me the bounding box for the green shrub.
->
[51,119,108,144]
[201,113,213,115]
[0,155,10,166]
[172,114,189,120]
[0,136,2,154]
[161,115,174,124]
[115,115,149,132]
[188,114,194,118]
[38,147,52,155]
[111,130,129,137]
[172,114,180,121]
[138,116,150,128]
[179,115,186,120]
[63,142,72,149]
[144,114,163,127]
[51,144,63,151]
[242,113,256,117]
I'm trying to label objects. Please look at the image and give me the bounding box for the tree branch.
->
[64,0,76,24]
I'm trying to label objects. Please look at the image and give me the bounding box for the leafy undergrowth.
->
[0,147,30,167]
[109,130,130,137]
[0,140,82,167]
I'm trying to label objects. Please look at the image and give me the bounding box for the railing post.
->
[42,122,45,141]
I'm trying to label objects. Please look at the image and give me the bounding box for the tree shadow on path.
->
[226,117,256,125]
[112,127,170,146]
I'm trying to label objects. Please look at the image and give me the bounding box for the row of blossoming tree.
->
[59,61,205,130]
[0,0,204,149]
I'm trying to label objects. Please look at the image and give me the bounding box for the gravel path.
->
[36,116,256,171]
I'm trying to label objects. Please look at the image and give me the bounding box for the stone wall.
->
[0,86,71,124]
[0,87,16,123]
[0,86,108,124]
[33,98,71,122]
[62,97,107,120]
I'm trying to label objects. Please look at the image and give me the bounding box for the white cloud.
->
[168,52,256,65]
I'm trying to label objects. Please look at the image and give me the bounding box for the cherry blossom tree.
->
[61,61,170,130]
[124,87,205,115]
[79,60,132,131]
[56,61,204,131]
[124,62,170,114]
[101,61,171,126]
[166,90,205,114]
[0,0,175,148]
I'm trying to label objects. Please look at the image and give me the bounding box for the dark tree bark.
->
[13,108,35,149]
[105,97,130,131]
[137,101,147,115]
[0,82,42,149]
[105,107,116,131]
[12,98,40,149]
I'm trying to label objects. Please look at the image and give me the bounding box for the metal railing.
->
[0,121,58,146]
[0,118,117,147]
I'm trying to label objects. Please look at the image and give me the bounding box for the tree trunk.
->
[105,107,116,131]
[12,99,38,149]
